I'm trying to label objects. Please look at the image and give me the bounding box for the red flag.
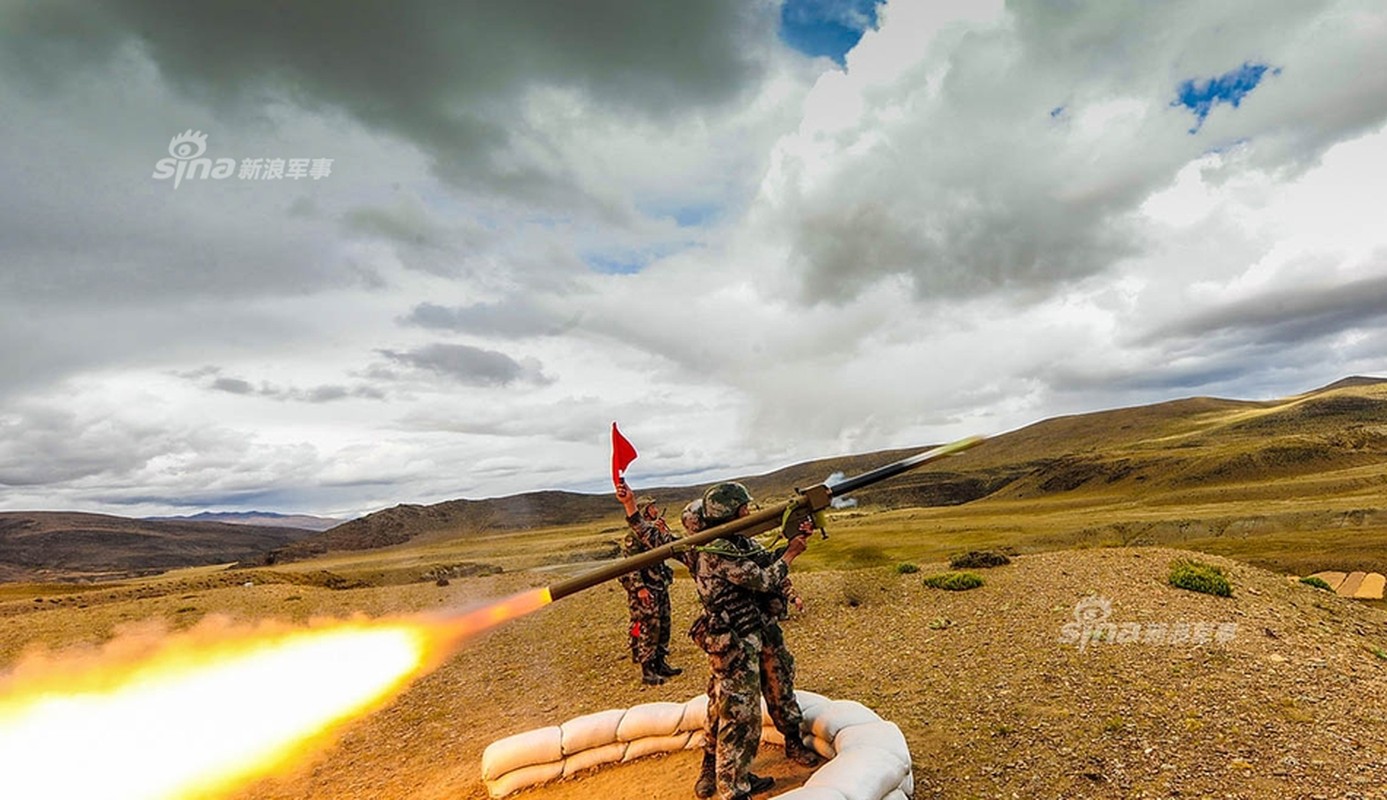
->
[611,422,638,487]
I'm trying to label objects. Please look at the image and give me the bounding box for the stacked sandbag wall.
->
[481,690,913,800]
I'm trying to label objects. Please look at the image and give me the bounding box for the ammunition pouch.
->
[719,596,763,637]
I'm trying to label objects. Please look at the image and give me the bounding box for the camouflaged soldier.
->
[684,498,821,799]
[614,480,684,685]
[687,482,813,800]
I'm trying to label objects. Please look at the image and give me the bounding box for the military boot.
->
[747,773,775,794]
[640,662,666,686]
[784,736,822,767]
[654,653,682,677]
[693,752,716,798]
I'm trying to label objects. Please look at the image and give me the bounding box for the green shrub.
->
[895,562,920,574]
[1168,560,1232,597]
[950,550,1012,569]
[922,571,984,591]
[1299,576,1333,591]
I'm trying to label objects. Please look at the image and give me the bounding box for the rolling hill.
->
[264,376,1387,573]
[147,511,345,531]
[7,376,1385,582]
[0,512,319,581]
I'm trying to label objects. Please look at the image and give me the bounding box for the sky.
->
[2,0,1385,518]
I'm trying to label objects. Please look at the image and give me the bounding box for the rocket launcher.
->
[546,435,984,601]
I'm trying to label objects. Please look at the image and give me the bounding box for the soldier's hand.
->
[615,480,637,515]
[637,587,651,604]
[783,535,809,563]
[795,518,815,538]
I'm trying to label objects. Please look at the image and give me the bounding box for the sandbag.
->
[808,700,881,742]
[804,747,910,800]
[809,735,837,761]
[768,787,849,800]
[794,690,831,719]
[677,694,709,731]
[483,759,563,799]
[622,732,693,761]
[561,741,628,778]
[560,709,626,756]
[481,726,562,780]
[685,729,706,749]
[616,701,687,741]
[833,721,910,767]
[882,790,909,800]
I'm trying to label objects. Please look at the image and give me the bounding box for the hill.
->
[147,511,345,532]
[266,376,1387,573]
[0,512,319,581]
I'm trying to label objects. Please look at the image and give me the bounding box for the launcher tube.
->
[545,435,984,602]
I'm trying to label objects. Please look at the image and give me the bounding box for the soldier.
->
[684,498,821,799]
[614,480,684,685]
[687,482,814,800]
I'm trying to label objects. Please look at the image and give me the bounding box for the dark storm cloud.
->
[1,0,776,199]
[1144,270,1387,347]
[379,343,550,387]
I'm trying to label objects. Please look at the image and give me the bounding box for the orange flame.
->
[0,587,551,800]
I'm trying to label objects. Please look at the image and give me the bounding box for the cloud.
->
[758,0,1387,305]
[378,343,550,387]
[1144,268,1387,347]
[203,373,387,403]
[0,0,780,203]
[401,300,578,339]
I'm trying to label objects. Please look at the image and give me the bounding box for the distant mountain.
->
[147,511,345,532]
[0,512,320,582]
[264,376,1387,563]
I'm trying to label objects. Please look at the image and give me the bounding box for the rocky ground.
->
[4,546,1386,799]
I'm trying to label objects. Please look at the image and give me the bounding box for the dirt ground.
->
[4,547,1387,799]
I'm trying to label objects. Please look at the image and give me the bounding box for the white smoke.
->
[825,472,858,508]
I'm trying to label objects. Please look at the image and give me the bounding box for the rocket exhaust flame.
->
[0,587,552,800]
[0,437,981,799]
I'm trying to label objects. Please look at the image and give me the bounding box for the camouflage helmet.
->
[702,481,752,524]
[680,499,705,532]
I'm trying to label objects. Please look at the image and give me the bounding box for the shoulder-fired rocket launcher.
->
[545,434,985,602]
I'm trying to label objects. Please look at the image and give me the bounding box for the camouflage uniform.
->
[699,543,811,774]
[689,535,790,800]
[619,512,678,668]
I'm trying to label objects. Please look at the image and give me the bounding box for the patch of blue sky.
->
[1173,62,1281,133]
[584,238,702,275]
[779,0,885,66]
[637,201,722,229]
[585,253,649,275]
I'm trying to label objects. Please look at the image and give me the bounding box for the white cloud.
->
[3,0,1387,516]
